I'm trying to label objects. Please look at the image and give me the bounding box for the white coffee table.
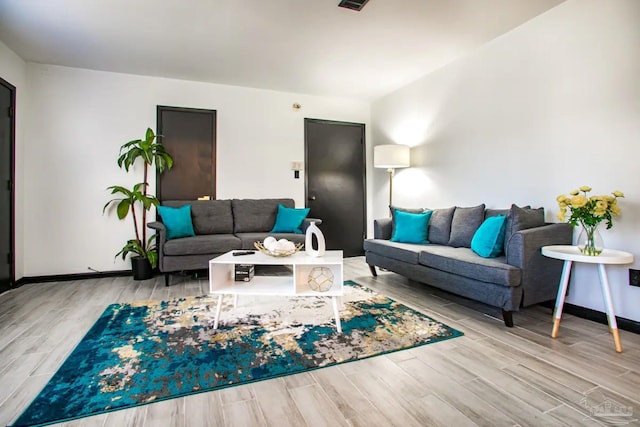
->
[209,250,344,332]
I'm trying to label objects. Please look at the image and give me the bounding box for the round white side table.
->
[541,245,634,353]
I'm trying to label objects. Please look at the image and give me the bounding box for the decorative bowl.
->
[254,241,304,257]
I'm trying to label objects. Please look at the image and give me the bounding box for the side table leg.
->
[597,264,622,353]
[214,295,224,330]
[552,260,572,338]
[332,296,342,334]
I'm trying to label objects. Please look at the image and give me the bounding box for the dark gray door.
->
[305,119,366,257]
[157,106,217,201]
[0,78,14,293]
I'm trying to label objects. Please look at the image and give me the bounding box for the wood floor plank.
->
[464,377,567,427]
[571,341,640,371]
[219,383,255,405]
[395,357,518,427]
[502,363,597,416]
[0,334,43,370]
[252,378,307,427]
[310,365,375,419]
[347,406,398,427]
[400,393,478,427]
[366,355,430,398]
[288,384,349,427]
[0,374,51,427]
[478,336,598,394]
[410,345,479,384]
[143,397,185,427]
[184,392,224,427]
[103,406,147,427]
[114,280,144,303]
[59,412,108,427]
[427,343,563,413]
[545,404,607,427]
[282,372,316,390]
[0,352,47,405]
[222,399,266,427]
[346,370,434,427]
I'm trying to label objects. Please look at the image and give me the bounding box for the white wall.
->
[23,65,370,276]
[0,40,27,280]
[371,0,640,321]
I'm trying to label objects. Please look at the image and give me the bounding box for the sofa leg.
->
[165,273,170,287]
[368,264,377,277]
[502,310,514,327]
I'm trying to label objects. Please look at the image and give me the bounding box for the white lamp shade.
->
[374,144,410,168]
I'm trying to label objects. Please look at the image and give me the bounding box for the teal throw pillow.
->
[270,204,310,234]
[390,209,433,244]
[471,214,507,258]
[157,205,196,240]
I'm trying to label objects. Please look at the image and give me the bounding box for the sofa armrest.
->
[302,218,322,233]
[374,218,392,240]
[147,221,166,231]
[506,223,573,306]
[147,221,167,272]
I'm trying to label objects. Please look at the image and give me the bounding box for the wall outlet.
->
[629,269,640,287]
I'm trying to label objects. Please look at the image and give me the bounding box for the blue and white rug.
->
[13,281,463,426]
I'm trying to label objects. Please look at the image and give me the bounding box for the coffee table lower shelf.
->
[209,250,344,332]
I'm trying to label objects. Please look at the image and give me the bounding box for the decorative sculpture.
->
[305,221,326,257]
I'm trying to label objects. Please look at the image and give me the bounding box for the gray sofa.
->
[364,204,572,327]
[148,198,317,286]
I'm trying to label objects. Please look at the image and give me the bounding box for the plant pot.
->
[131,256,153,280]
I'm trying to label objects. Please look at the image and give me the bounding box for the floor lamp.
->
[374,144,410,211]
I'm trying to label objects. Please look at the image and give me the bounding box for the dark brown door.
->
[305,119,366,257]
[0,78,15,293]
[156,106,216,201]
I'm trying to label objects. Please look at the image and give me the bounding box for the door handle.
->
[309,196,317,201]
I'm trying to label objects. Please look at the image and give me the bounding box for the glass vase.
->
[577,223,604,256]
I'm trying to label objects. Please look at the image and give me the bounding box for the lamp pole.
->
[373,144,410,217]
[388,168,394,210]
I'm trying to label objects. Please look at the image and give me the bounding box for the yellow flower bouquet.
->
[556,186,624,255]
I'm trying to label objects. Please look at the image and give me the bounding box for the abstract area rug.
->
[14,281,462,426]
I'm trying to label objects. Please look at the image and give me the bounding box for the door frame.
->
[0,77,16,290]
[156,105,217,200]
[304,118,367,253]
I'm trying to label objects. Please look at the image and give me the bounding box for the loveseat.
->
[364,204,572,327]
[148,198,317,286]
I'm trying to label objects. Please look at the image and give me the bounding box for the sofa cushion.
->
[390,206,425,236]
[363,239,422,264]
[428,207,455,245]
[162,200,234,235]
[485,208,510,220]
[471,215,507,258]
[418,246,521,287]
[163,234,241,256]
[232,199,295,233]
[505,205,545,256]
[507,204,545,236]
[157,205,196,240]
[391,210,433,244]
[236,232,305,250]
[270,204,309,234]
[448,204,486,248]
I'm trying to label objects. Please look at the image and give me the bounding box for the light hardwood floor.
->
[1,257,639,427]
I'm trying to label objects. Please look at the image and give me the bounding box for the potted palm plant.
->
[103,128,173,279]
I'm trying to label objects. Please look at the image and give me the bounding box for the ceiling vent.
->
[338,0,370,11]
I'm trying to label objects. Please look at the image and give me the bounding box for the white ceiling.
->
[0,0,564,101]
